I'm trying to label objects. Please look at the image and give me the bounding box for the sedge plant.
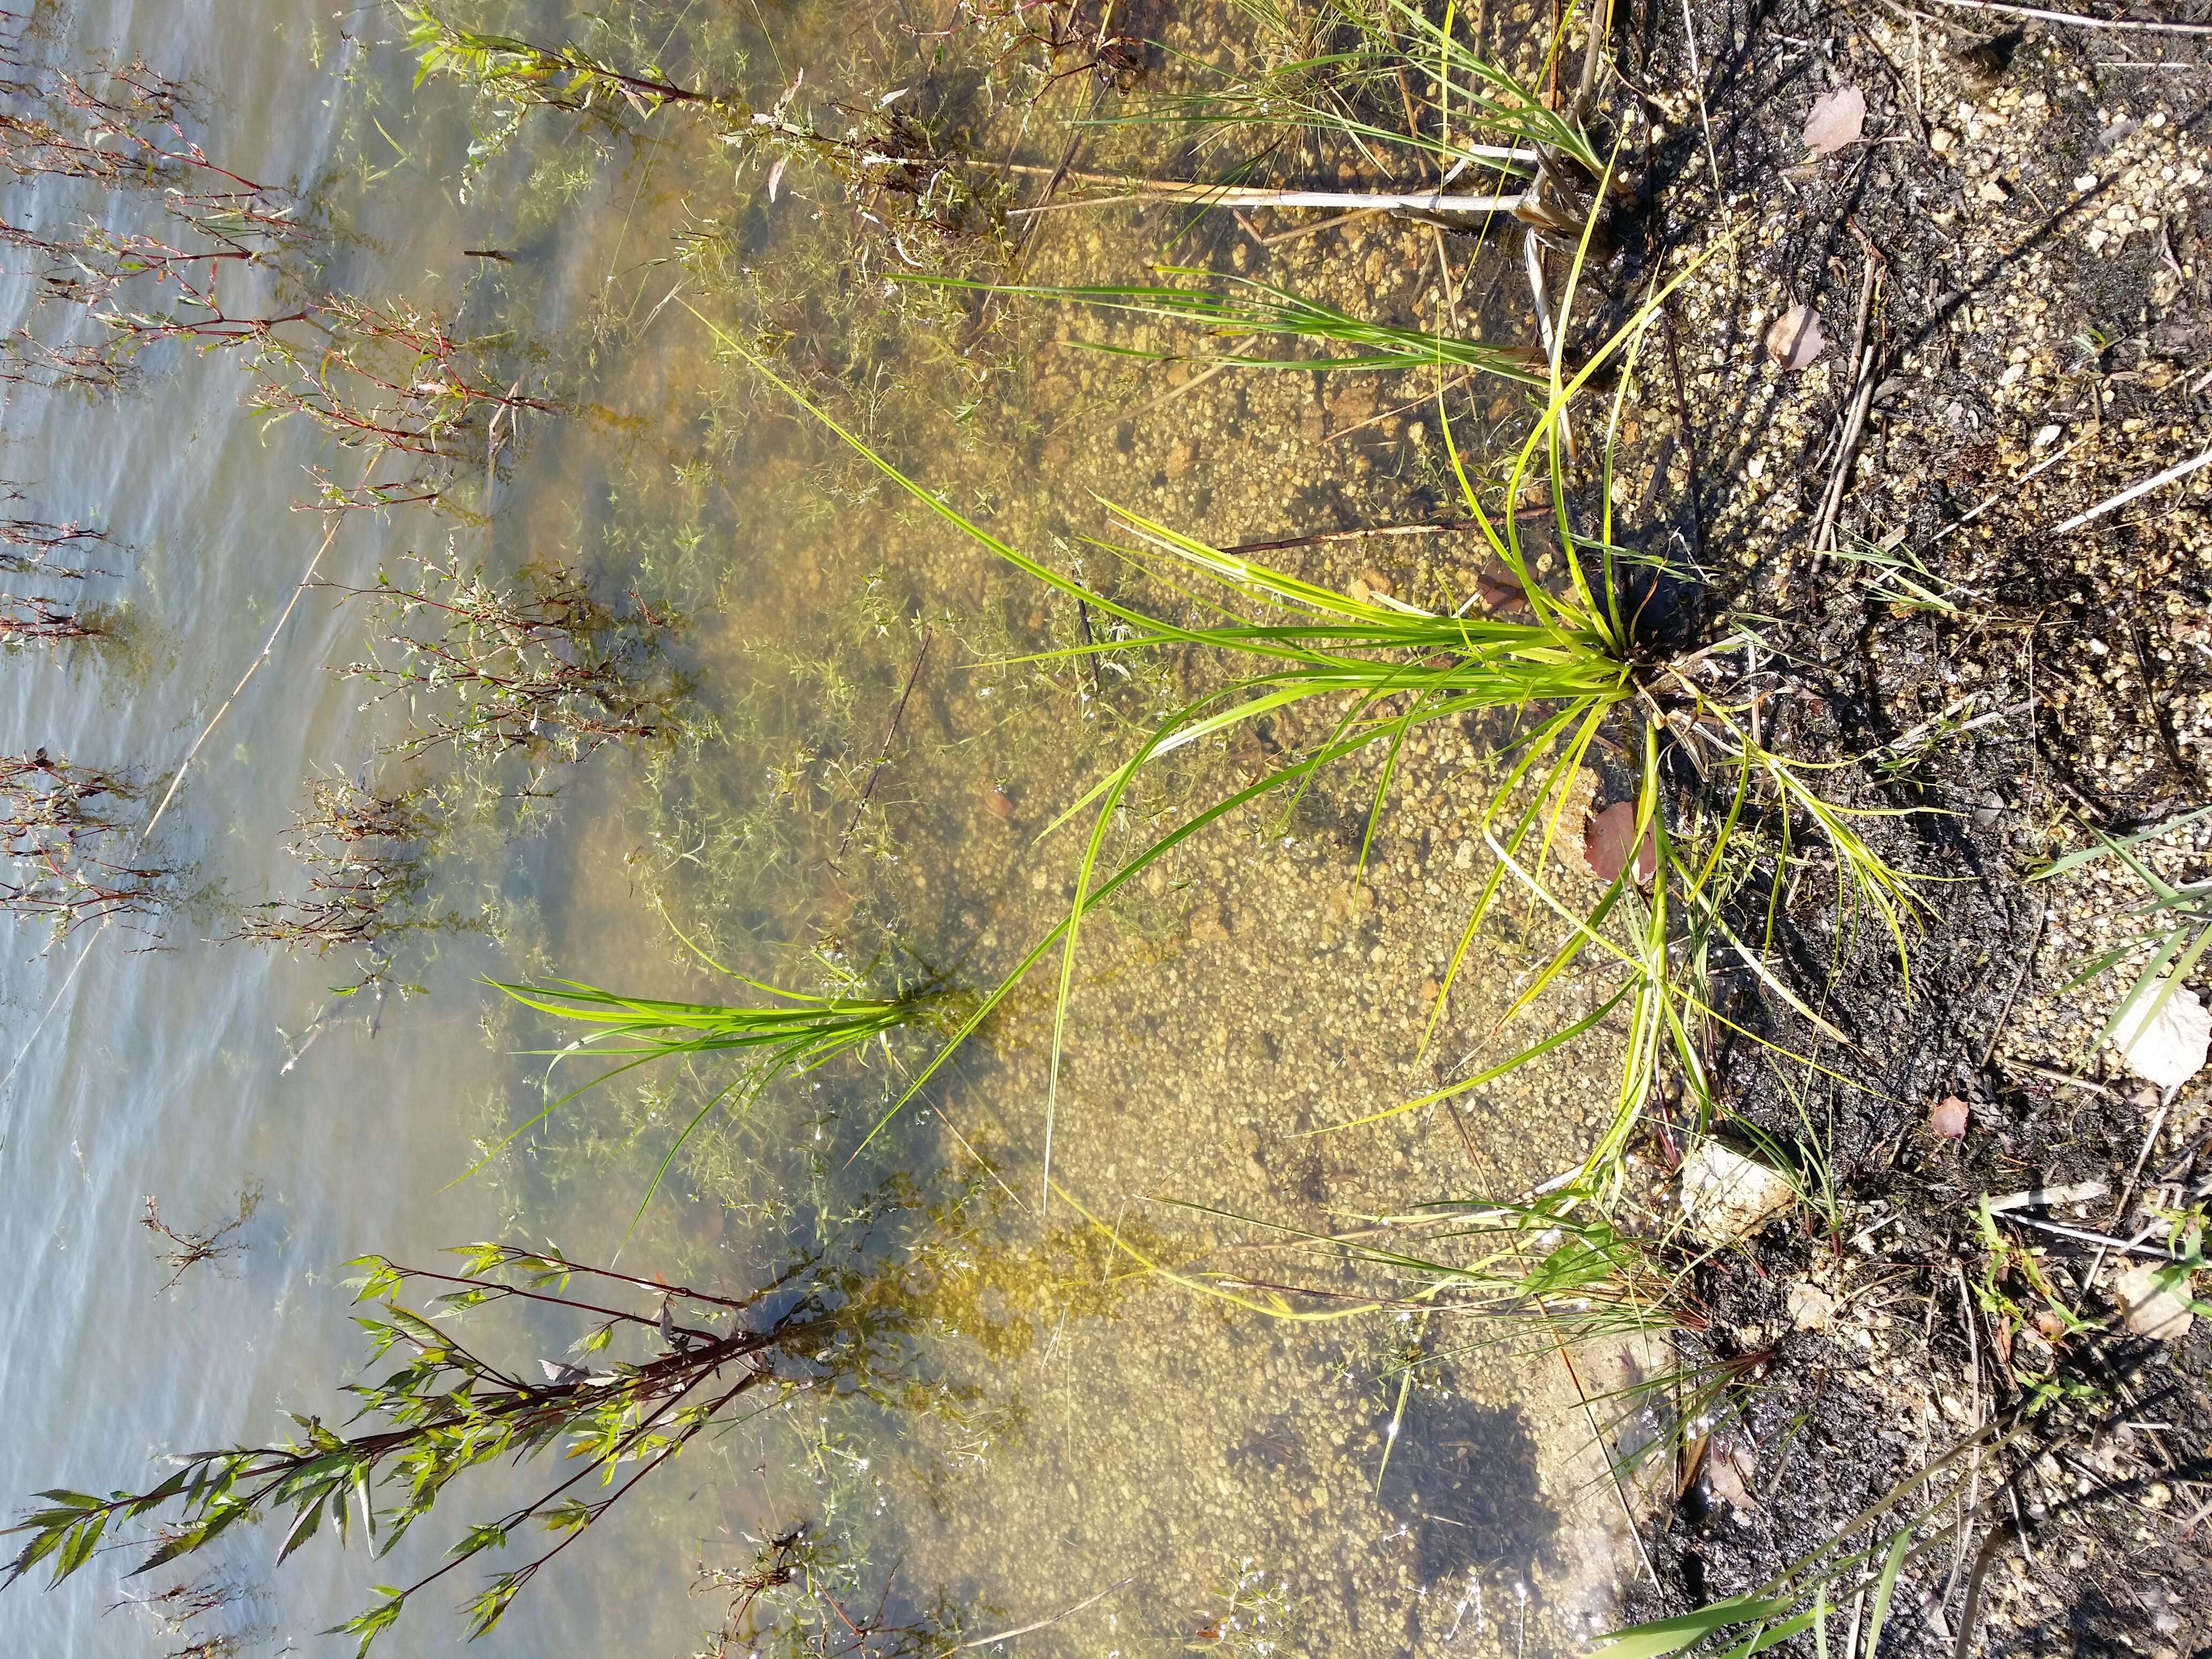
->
[1147,0,1601,181]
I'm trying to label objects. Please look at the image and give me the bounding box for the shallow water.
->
[1,4,1645,1654]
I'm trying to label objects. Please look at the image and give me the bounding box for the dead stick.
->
[1261,206,1384,246]
[1008,185,1527,216]
[956,1576,1137,1649]
[1217,515,1549,557]
[1812,253,1883,561]
[1919,0,2212,33]
[2050,444,2212,533]
[1578,0,1611,104]
[1979,900,2045,1070]
[1660,307,1706,566]
[832,630,932,868]
[1821,252,1881,472]
[2128,615,2198,787]
[1331,369,1481,444]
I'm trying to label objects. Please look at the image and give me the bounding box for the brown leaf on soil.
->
[1802,86,1867,156]
[1473,554,1528,612]
[1930,1095,1970,1139]
[1585,801,1657,885]
[1765,303,1827,370]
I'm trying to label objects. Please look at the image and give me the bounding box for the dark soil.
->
[1579,0,2212,1651]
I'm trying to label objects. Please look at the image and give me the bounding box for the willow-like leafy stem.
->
[399,5,888,180]
[0,1241,920,1654]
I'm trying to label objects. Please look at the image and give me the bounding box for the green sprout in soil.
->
[1590,1422,2022,1659]
[2030,802,2212,1057]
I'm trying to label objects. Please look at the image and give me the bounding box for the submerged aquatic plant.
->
[0,27,544,513]
[1152,1190,1692,1344]
[0,749,166,940]
[233,775,467,993]
[0,1203,973,1652]
[487,949,969,1228]
[690,1525,975,1658]
[325,549,684,767]
[139,1186,261,1297]
[1,482,116,577]
[0,592,102,648]
[242,294,557,511]
[401,4,992,238]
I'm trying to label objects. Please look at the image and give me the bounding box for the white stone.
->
[1680,1142,1798,1244]
[1787,1281,1839,1330]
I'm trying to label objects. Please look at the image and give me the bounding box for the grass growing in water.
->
[487,945,967,1230]
[910,267,1547,385]
[1152,0,1600,178]
[697,246,1924,1207]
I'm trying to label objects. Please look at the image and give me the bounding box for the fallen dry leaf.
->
[1472,553,1528,612]
[1585,800,1657,885]
[1765,303,1827,370]
[1705,1437,1758,1509]
[1930,1095,1970,1139]
[1803,86,1867,156]
[2110,978,2210,1091]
